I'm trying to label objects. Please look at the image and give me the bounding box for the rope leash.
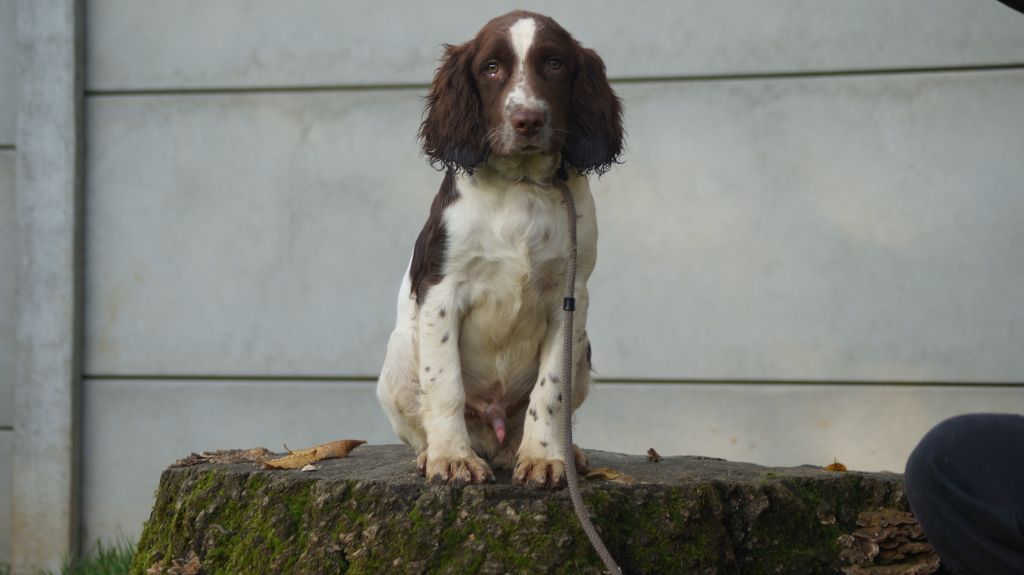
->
[554,175,623,575]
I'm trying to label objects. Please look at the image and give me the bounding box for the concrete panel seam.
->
[81,375,1024,388]
[82,63,1024,98]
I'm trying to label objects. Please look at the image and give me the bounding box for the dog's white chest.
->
[445,179,568,396]
[447,178,568,296]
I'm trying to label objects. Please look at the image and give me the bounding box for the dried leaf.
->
[825,458,848,472]
[585,467,637,485]
[647,447,662,462]
[262,439,366,470]
[172,447,275,468]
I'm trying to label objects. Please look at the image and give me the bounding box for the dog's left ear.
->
[565,47,624,175]
[419,42,487,172]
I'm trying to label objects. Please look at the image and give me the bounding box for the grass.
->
[36,540,135,575]
[0,540,134,575]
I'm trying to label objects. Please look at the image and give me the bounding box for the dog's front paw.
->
[513,445,589,489]
[422,451,494,486]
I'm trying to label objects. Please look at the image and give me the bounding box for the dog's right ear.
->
[419,42,486,172]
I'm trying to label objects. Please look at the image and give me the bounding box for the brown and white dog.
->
[377,11,623,488]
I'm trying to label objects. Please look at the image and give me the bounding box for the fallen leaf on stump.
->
[585,467,637,485]
[171,447,276,467]
[825,458,848,472]
[262,439,366,469]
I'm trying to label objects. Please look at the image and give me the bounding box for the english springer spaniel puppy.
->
[377,11,623,488]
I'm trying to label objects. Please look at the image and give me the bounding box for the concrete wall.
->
[10,1,83,572]
[77,0,1024,548]
[1,0,17,566]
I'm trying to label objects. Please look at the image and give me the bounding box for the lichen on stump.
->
[132,445,938,574]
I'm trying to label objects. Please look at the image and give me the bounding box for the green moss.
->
[132,470,228,574]
[737,479,844,574]
[407,504,425,532]
[286,484,311,524]
[218,479,312,573]
[403,484,731,574]
[585,485,727,573]
[132,470,320,574]
[244,473,268,492]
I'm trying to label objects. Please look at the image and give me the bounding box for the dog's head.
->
[420,11,623,176]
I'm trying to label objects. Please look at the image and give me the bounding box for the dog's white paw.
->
[512,444,589,489]
[420,451,495,485]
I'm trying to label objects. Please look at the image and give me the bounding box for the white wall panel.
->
[577,384,1024,472]
[85,0,1024,91]
[0,152,14,427]
[84,90,431,377]
[86,72,1024,381]
[81,378,1024,546]
[0,0,15,144]
[590,72,1024,382]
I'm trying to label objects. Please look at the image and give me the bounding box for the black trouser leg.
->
[904,413,1024,574]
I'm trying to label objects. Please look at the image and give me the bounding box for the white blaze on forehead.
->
[509,18,537,71]
[505,17,547,116]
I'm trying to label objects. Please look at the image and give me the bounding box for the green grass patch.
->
[46,540,135,575]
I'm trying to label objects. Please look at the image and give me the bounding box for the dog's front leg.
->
[513,284,592,488]
[417,287,495,485]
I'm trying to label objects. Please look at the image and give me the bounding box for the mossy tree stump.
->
[132,445,939,574]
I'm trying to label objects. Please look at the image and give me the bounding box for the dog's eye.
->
[545,58,564,71]
[484,61,501,76]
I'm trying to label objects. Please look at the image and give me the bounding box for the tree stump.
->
[132,444,940,574]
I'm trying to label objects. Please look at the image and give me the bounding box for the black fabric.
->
[904,413,1024,574]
